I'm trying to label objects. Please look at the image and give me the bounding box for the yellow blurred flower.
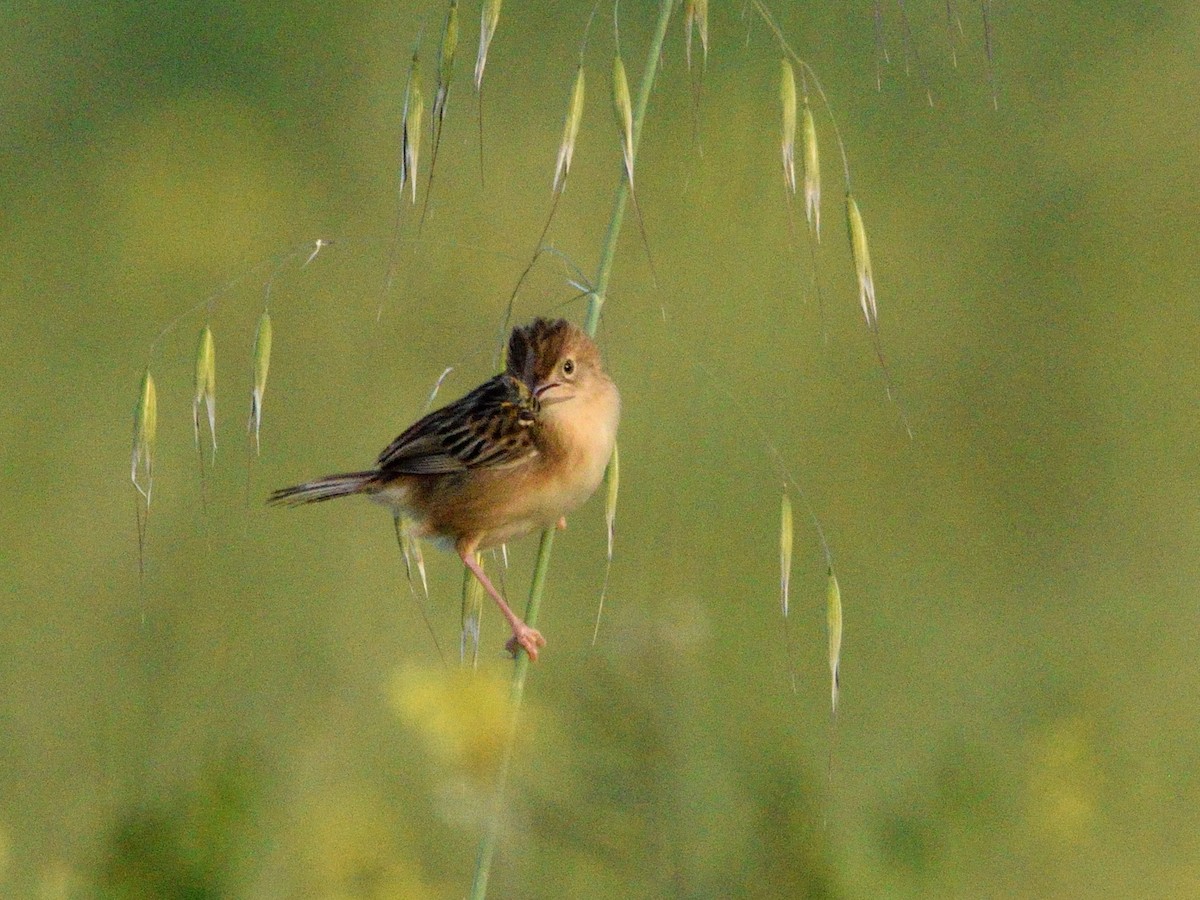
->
[390,665,512,781]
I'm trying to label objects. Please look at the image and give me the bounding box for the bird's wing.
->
[376,374,540,475]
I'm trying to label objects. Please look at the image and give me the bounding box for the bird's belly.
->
[474,463,601,548]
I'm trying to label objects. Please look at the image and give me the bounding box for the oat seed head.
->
[826,570,843,713]
[474,0,502,91]
[604,442,619,561]
[779,490,794,617]
[192,325,217,459]
[553,64,587,195]
[402,74,425,204]
[612,54,634,188]
[461,553,485,668]
[685,0,709,70]
[802,101,821,238]
[846,193,877,331]
[249,310,272,454]
[131,368,158,502]
[437,0,459,111]
[780,59,797,196]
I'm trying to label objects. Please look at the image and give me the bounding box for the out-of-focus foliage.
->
[3,2,1200,896]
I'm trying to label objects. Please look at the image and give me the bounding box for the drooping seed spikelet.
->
[801,101,821,238]
[410,530,429,598]
[131,368,158,503]
[474,0,502,91]
[604,442,619,561]
[434,0,459,132]
[846,194,878,331]
[553,64,586,195]
[612,54,634,189]
[193,325,217,460]
[396,514,431,599]
[400,58,425,204]
[249,310,272,455]
[780,60,797,196]
[779,490,794,617]
[826,570,843,713]
[684,0,709,71]
[461,553,485,668]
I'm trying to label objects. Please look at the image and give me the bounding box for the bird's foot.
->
[505,623,546,661]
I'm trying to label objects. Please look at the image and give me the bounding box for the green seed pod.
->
[846,194,877,331]
[131,367,158,501]
[780,60,797,195]
[779,491,794,617]
[801,101,821,237]
[404,79,424,203]
[193,325,217,456]
[249,310,272,453]
[685,0,709,70]
[436,0,459,116]
[475,0,502,90]
[612,55,634,188]
[827,570,843,713]
[553,64,586,194]
[604,442,619,561]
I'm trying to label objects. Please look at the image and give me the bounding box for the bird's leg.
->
[556,516,567,531]
[459,549,546,661]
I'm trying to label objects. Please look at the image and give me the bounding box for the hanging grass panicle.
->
[779,490,794,617]
[604,442,619,562]
[248,310,272,455]
[394,513,430,599]
[826,569,843,713]
[131,368,158,503]
[420,0,459,230]
[591,442,620,645]
[779,59,797,196]
[433,0,459,144]
[845,194,877,332]
[610,48,657,282]
[192,325,217,460]
[461,553,485,668]
[801,100,820,238]
[611,54,634,190]
[553,64,586,195]
[474,0,502,91]
[400,50,425,204]
[684,0,709,71]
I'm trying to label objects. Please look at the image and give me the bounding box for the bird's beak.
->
[535,381,567,404]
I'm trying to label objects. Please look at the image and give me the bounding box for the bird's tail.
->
[268,471,377,506]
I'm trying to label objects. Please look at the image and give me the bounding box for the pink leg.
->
[460,550,546,661]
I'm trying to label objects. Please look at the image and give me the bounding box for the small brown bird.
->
[270,318,620,661]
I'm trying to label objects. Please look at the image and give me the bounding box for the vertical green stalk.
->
[583,0,670,338]
[468,528,554,899]
[468,1,674,896]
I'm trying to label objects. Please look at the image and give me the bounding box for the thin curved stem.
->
[468,1,675,896]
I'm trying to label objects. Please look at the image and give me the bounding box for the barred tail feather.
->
[269,471,376,506]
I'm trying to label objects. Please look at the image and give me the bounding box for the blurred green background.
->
[4,1,1199,896]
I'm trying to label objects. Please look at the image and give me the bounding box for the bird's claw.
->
[506,623,546,661]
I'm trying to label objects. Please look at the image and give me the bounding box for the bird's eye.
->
[562,358,575,376]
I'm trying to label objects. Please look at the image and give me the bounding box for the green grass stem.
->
[468,1,674,895]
